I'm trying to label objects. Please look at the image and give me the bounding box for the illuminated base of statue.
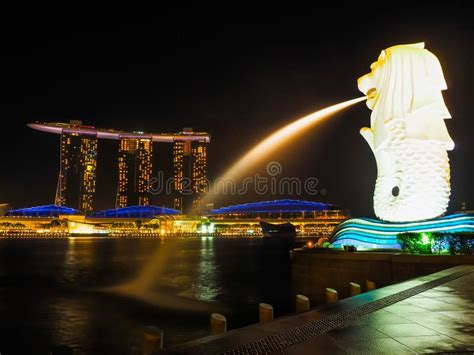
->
[330,213,474,250]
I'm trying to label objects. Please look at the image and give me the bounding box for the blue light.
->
[92,205,179,218]
[330,213,474,249]
[210,199,336,214]
[5,204,82,217]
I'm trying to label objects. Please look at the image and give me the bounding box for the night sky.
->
[1,4,473,216]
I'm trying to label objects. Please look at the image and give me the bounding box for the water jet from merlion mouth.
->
[100,241,228,313]
[105,97,366,308]
[203,96,367,205]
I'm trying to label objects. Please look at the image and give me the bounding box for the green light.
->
[421,233,432,245]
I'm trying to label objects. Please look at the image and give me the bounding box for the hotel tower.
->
[29,121,210,213]
[116,137,153,208]
[55,121,98,214]
[173,128,208,213]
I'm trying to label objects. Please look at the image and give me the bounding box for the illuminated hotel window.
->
[55,133,97,214]
[116,137,153,208]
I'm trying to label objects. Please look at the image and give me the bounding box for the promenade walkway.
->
[169,265,474,354]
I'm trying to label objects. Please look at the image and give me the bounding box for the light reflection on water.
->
[62,238,92,284]
[192,237,221,302]
[0,237,292,354]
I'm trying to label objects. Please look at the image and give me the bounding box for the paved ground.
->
[169,265,474,354]
[323,270,474,354]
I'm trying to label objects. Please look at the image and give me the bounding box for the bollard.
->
[350,282,361,296]
[210,313,227,335]
[296,294,310,312]
[259,303,274,323]
[143,326,163,355]
[366,280,376,291]
[325,288,338,303]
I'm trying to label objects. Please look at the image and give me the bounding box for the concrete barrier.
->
[210,313,227,335]
[366,280,376,291]
[292,250,474,305]
[259,303,274,323]
[296,294,310,312]
[350,282,361,296]
[325,288,338,303]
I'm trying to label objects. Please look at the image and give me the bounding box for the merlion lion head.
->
[357,43,454,222]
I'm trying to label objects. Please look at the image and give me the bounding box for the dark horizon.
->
[1,3,473,216]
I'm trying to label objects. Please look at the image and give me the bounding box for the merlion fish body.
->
[357,43,454,222]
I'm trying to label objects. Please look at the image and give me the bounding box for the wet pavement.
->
[170,265,474,354]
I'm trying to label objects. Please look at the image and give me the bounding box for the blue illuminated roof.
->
[93,205,179,218]
[5,204,82,217]
[330,213,474,250]
[210,199,337,214]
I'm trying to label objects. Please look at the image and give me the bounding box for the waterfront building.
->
[0,200,348,237]
[92,205,181,236]
[173,128,209,213]
[0,205,81,236]
[91,207,205,236]
[116,137,153,207]
[55,122,98,214]
[92,205,179,219]
[29,122,210,213]
[208,199,349,236]
[5,204,82,218]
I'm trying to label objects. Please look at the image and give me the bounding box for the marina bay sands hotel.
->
[29,121,210,214]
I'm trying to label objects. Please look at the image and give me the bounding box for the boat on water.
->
[260,221,296,237]
[260,221,296,250]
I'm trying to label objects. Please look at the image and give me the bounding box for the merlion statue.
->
[357,43,454,222]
